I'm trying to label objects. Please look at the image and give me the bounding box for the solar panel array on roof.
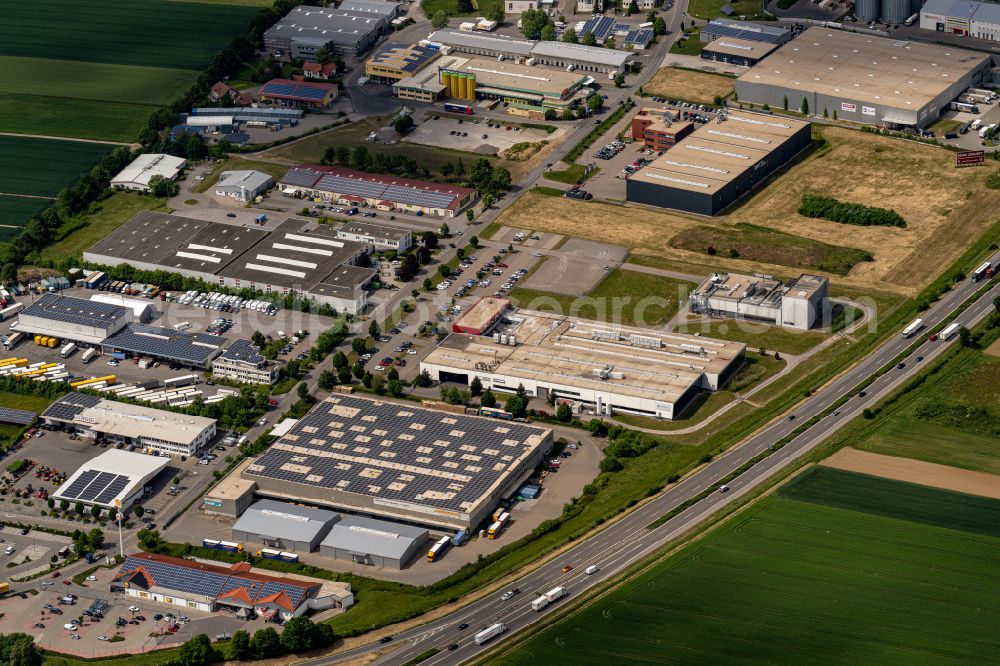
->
[59,470,132,503]
[20,294,128,328]
[220,339,266,366]
[0,407,36,426]
[704,19,785,43]
[261,81,334,101]
[61,469,100,499]
[41,392,102,421]
[581,15,616,41]
[103,324,225,365]
[625,29,654,47]
[245,395,547,514]
[289,169,465,210]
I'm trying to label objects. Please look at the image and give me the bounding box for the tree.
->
[438,264,451,278]
[0,633,41,666]
[148,175,179,198]
[458,0,474,10]
[490,168,511,192]
[422,230,439,249]
[88,528,104,551]
[59,499,69,511]
[250,627,285,658]
[297,382,312,403]
[556,403,573,422]
[627,0,638,11]
[800,97,809,114]
[540,23,556,40]
[318,369,337,390]
[614,73,625,88]
[520,9,550,39]
[588,95,603,113]
[563,27,578,43]
[504,394,528,418]
[180,634,216,666]
[544,109,557,120]
[46,497,55,510]
[352,361,365,380]
[228,630,252,661]
[653,16,666,34]
[338,366,353,384]
[606,36,616,49]
[581,31,597,46]
[394,114,415,134]
[315,47,332,64]
[414,369,433,387]
[368,321,381,338]
[783,95,789,111]
[137,528,163,550]
[958,326,974,347]
[352,145,371,171]
[335,145,351,165]
[470,376,483,396]
[280,617,316,652]
[75,501,84,515]
[91,505,102,519]
[600,456,624,473]
[466,209,475,222]
[440,222,451,236]
[489,4,505,22]
[432,9,449,28]
[387,379,406,398]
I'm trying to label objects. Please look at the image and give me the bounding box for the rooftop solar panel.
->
[78,471,119,502]
[262,82,333,101]
[95,476,131,505]
[282,168,324,188]
[0,407,36,426]
[61,469,99,499]
[103,324,225,365]
[21,294,129,329]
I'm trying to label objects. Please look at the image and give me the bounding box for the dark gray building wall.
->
[700,49,757,67]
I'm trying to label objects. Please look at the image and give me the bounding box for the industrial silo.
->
[881,0,910,24]
[465,74,476,100]
[855,0,879,21]
[440,71,451,96]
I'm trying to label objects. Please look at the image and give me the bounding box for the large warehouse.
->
[41,392,217,457]
[279,166,478,217]
[232,499,338,552]
[440,58,593,115]
[263,5,390,57]
[51,448,169,511]
[690,273,829,330]
[365,43,441,83]
[14,294,131,345]
[626,110,812,216]
[735,28,991,128]
[421,309,746,420]
[240,394,553,532]
[110,154,186,192]
[84,213,376,315]
[319,515,428,569]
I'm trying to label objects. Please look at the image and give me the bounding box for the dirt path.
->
[0,192,55,200]
[822,447,1000,499]
[0,131,134,147]
[985,337,1000,357]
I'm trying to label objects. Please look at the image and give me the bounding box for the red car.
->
[51,571,61,579]
[62,579,72,585]
[394,359,407,367]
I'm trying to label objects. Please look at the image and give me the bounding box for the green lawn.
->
[928,118,964,135]
[0,196,51,240]
[543,163,587,185]
[687,0,767,19]
[32,192,170,264]
[496,468,1000,665]
[0,136,112,197]
[422,0,503,18]
[509,269,697,328]
[675,317,829,355]
[0,391,58,414]
[670,222,873,276]
[192,157,291,194]
[669,27,703,55]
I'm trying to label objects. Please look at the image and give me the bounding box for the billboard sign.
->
[956,150,985,167]
[862,106,876,116]
[841,102,857,113]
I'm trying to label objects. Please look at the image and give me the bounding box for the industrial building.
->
[41,392,217,457]
[113,553,351,620]
[50,448,169,511]
[920,0,1000,41]
[185,107,303,128]
[857,0,920,25]
[626,110,812,216]
[631,108,694,151]
[427,29,635,73]
[212,339,279,385]
[452,297,509,335]
[319,516,428,569]
[337,221,413,252]
[421,309,746,420]
[735,28,991,128]
[264,5,391,57]
[690,273,829,330]
[84,212,376,315]
[239,394,552,532]
[260,79,338,109]
[88,294,153,323]
[701,18,791,45]
[14,294,132,345]
[232,499,338,552]
[110,154,186,192]
[365,43,441,83]
[102,323,226,370]
[439,58,593,115]
[701,37,778,67]
[393,54,470,102]
[339,0,400,21]
[214,170,275,202]
[279,165,478,217]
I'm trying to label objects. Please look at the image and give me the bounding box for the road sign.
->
[956,150,985,167]
[114,499,121,508]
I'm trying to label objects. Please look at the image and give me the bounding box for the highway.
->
[299,250,1000,666]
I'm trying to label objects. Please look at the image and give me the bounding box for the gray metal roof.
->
[20,294,129,329]
[320,515,427,559]
[233,499,339,543]
[103,323,225,365]
[215,170,275,195]
[428,29,535,56]
[706,18,790,37]
[339,0,399,17]
[529,41,633,67]
[972,0,1000,22]
[265,6,382,48]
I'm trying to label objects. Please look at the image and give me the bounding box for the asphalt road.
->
[298,251,1000,666]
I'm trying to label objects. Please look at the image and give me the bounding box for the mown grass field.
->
[0,196,51,241]
[509,269,697,328]
[0,136,111,197]
[0,0,257,141]
[643,67,734,105]
[496,468,1000,665]
[676,316,830,355]
[422,0,504,18]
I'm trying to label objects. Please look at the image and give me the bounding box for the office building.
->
[336,221,413,252]
[212,339,279,385]
[631,108,694,151]
[690,272,829,330]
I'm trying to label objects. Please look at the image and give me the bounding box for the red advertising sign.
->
[956,150,985,167]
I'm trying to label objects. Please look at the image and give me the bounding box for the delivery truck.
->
[474,623,506,645]
[60,343,77,358]
[81,348,97,363]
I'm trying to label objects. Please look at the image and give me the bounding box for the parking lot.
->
[403,114,565,154]
[522,238,627,297]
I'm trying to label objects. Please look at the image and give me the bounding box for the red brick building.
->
[631,108,694,152]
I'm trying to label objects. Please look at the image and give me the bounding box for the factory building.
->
[260,79,338,109]
[365,43,441,83]
[421,309,746,420]
[393,55,470,102]
[239,394,553,532]
[87,294,153,323]
[920,0,1000,41]
[84,212,376,315]
[735,28,991,128]
[264,5,393,57]
[319,516,429,569]
[214,170,275,202]
[41,392,217,457]
[110,154,186,192]
[279,165,478,217]
[690,273,829,330]
[427,29,635,73]
[452,297,509,335]
[102,323,225,370]
[439,57,593,115]
[232,500,339,552]
[701,37,778,67]
[212,339,279,385]
[14,294,131,345]
[626,110,812,216]
[701,19,791,45]
[631,108,694,151]
[857,0,920,25]
[336,221,413,252]
[50,449,169,511]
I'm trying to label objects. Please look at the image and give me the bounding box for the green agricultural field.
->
[0,94,151,143]
[0,196,51,240]
[0,0,259,70]
[0,136,111,198]
[497,468,1000,665]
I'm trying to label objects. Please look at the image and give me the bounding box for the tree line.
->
[798,194,907,228]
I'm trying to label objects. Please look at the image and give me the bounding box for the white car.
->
[64,623,78,631]
[128,606,140,612]
[98,635,110,641]
[4,546,13,555]
[501,591,513,601]
[86,575,97,581]
[407,349,417,355]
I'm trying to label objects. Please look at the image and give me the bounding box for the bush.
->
[798,194,907,228]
